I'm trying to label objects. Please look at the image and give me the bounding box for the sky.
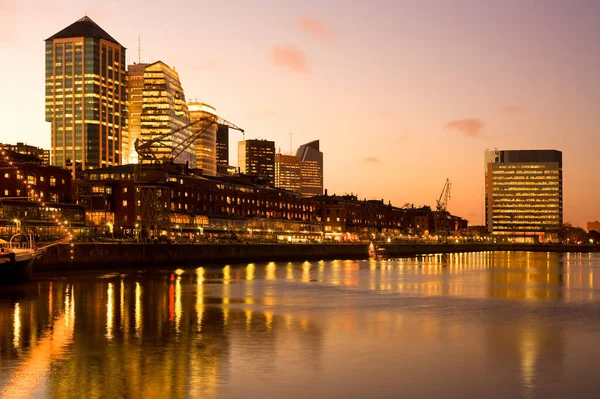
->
[1,0,599,227]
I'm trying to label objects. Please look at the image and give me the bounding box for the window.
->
[123,187,128,193]
[122,200,127,207]
[16,189,21,196]
[40,176,45,182]
[4,189,8,195]
[50,176,56,186]
[123,215,128,221]
[3,173,8,178]
[61,179,65,184]
[28,175,36,185]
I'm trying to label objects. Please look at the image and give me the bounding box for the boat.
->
[0,234,43,284]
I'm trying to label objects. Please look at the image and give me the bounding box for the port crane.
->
[133,114,243,236]
[434,179,452,239]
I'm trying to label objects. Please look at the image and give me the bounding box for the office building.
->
[124,63,147,163]
[296,140,324,197]
[217,124,229,166]
[139,61,195,167]
[238,139,275,185]
[45,16,127,174]
[485,149,562,240]
[275,154,301,192]
[189,102,218,176]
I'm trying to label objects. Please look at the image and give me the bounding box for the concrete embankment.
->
[35,242,598,272]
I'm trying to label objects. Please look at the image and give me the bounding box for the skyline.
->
[1,0,599,227]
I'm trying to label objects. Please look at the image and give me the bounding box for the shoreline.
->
[35,242,598,272]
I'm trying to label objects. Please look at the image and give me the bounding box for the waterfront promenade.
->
[36,242,598,271]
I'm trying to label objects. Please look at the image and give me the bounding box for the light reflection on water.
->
[0,251,599,398]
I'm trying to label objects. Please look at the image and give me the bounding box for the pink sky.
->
[1,0,598,227]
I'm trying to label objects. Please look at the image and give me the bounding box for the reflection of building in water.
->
[0,271,325,397]
[487,252,563,300]
[486,323,564,398]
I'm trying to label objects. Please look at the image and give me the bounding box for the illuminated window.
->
[27,175,36,185]
[16,189,21,196]
[123,187,128,193]
[3,173,8,178]
[50,176,56,186]
[3,189,8,195]
[40,176,45,182]
[122,200,127,207]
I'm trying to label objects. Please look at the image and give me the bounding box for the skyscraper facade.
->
[139,61,195,167]
[124,63,147,164]
[216,124,229,166]
[485,149,562,240]
[296,140,324,197]
[45,16,127,173]
[238,139,275,185]
[188,102,217,176]
[275,154,301,192]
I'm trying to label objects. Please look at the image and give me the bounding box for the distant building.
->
[45,16,127,174]
[139,61,195,167]
[124,63,148,164]
[485,149,562,240]
[587,221,600,232]
[189,102,218,176]
[275,154,301,193]
[238,139,275,186]
[296,140,323,197]
[0,143,50,165]
[217,124,229,166]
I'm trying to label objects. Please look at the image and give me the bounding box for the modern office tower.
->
[124,63,147,164]
[216,124,229,165]
[45,16,127,174]
[140,61,195,168]
[188,102,218,176]
[484,149,563,240]
[275,154,301,192]
[238,139,275,185]
[296,140,324,197]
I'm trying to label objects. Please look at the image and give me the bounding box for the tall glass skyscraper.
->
[45,16,127,174]
[485,149,563,240]
[139,61,195,167]
[188,102,217,176]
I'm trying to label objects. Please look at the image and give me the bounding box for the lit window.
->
[50,176,56,186]
[4,189,8,195]
[40,176,45,182]
[122,200,127,206]
[16,189,21,196]
[123,187,128,193]
[3,173,8,178]
[28,175,36,185]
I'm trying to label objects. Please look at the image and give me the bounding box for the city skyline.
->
[1,0,599,226]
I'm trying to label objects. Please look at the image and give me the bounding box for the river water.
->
[1,251,599,398]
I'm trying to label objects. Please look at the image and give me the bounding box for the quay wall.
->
[35,242,598,272]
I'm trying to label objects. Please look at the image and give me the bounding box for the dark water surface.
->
[1,251,600,398]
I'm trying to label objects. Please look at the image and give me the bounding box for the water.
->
[1,251,600,398]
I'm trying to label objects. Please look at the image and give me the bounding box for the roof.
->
[45,16,122,46]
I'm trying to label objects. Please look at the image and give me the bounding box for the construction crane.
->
[134,115,244,166]
[435,178,451,212]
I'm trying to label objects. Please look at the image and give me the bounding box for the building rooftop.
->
[45,16,122,46]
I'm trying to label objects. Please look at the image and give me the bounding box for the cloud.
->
[271,44,310,73]
[446,119,485,137]
[298,15,333,38]
[501,105,525,114]
[365,157,382,164]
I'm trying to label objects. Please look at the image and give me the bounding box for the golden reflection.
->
[175,276,182,334]
[2,289,75,398]
[245,309,252,331]
[332,260,341,285]
[223,265,231,284]
[106,283,114,341]
[135,282,142,338]
[302,261,311,282]
[13,303,21,349]
[246,263,255,280]
[120,279,126,335]
[318,261,325,280]
[197,267,205,332]
[520,329,538,397]
[265,311,273,332]
[266,262,276,281]
[48,282,53,317]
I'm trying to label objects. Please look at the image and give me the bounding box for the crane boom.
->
[134,114,244,166]
[435,178,451,212]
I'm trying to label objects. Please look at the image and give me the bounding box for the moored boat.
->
[0,234,42,284]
